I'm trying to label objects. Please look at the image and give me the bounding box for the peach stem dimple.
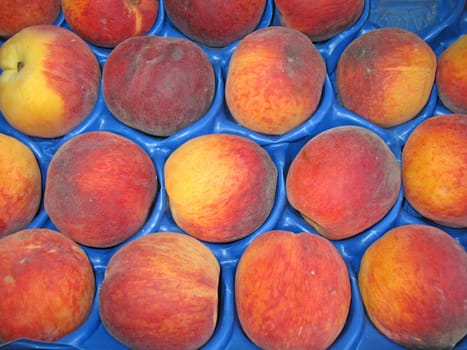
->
[17,61,24,72]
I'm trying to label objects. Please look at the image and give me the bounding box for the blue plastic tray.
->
[0,0,466,349]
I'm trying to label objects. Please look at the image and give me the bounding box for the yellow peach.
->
[61,0,159,48]
[0,228,95,342]
[235,230,351,349]
[225,26,326,135]
[274,0,365,42]
[286,126,401,240]
[359,224,467,349]
[44,131,158,248]
[99,232,219,350]
[164,133,277,243]
[336,27,436,128]
[0,134,42,237]
[437,34,467,114]
[0,25,101,138]
[402,114,467,228]
[0,0,61,37]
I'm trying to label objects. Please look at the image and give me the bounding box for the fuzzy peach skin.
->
[402,114,467,228]
[164,0,266,47]
[0,228,95,342]
[336,27,437,128]
[44,131,158,248]
[99,232,220,350]
[274,0,364,42]
[359,224,467,349]
[437,35,467,114]
[0,0,61,37]
[235,230,351,350]
[164,133,277,243]
[0,134,42,237]
[0,25,100,138]
[103,35,215,137]
[225,26,326,135]
[286,125,401,240]
[61,0,158,48]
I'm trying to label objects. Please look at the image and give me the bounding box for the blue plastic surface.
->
[0,0,466,349]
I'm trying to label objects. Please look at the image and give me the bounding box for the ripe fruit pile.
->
[0,1,466,350]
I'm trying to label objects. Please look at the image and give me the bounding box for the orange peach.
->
[0,0,61,37]
[358,224,467,349]
[0,25,101,138]
[164,0,266,47]
[44,131,158,248]
[61,0,159,48]
[0,228,95,342]
[103,35,215,137]
[286,125,401,240]
[436,34,467,114]
[164,133,277,243]
[99,232,220,350]
[402,114,467,228]
[274,0,365,42]
[225,26,326,135]
[235,230,351,350]
[0,134,42,237]
[336,27,437,128]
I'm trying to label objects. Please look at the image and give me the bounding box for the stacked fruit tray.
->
[0,0,466,349]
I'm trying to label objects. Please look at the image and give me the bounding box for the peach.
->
[286,125,401,240]
[358,224,467,349]
[0,0,61,37]
[336,27,437,128]
[164,0,266,47]
[0,25,101,138]
[99,232,220,350]
[235,230,351,349]
[274,0,365,42]
[103,35,215,137]
[61,0,159,48]
[0,134,42,237]
[0,228,95,342]
[225,26,326,135]
[44,131,158,248]
[402,114,467,228]
[164,133,277,243]
[436,34,467,114]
